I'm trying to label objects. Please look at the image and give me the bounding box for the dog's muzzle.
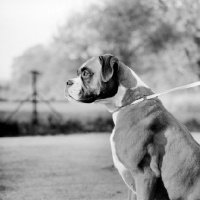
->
[65,77,83,101]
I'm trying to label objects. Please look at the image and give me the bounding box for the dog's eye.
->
[82,70,90,78]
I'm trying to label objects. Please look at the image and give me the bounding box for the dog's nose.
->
[66,80,74,86]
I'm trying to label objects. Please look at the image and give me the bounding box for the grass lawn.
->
[0,134,127,200]
[0,133,200,200]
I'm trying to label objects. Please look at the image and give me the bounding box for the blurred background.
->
[0,0,200,136]
[0,0,200,199]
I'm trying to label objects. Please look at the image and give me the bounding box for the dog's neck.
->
[95,63,154,113]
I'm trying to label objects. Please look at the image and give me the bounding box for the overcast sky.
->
[0,0,95,81]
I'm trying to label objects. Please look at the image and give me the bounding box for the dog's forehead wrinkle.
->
[80,66,91,73]
[80,57,101,74]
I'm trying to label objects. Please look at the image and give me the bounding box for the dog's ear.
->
[99,54,119,82]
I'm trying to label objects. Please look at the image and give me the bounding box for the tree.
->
[10,0,200,99]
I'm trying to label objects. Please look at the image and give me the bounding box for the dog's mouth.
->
[64,91,78,103]
[64,89,76,101]
[78,96,97,103]
[65,90,96,103]
[67,95,78,102]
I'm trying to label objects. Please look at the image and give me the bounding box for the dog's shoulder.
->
[113,99,168,153]
[115,98,168,130]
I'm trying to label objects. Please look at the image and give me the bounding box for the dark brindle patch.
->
[122,87,154,107]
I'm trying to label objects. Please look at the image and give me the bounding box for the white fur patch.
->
[68,76,82,100]
[110,128,127,174]
[110,128,137,194]
[129,68,149,88]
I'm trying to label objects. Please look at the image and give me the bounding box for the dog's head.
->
[65,54,120,103]
[65,54,152,109]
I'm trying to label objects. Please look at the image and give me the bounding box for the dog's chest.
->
[110,128,128,175]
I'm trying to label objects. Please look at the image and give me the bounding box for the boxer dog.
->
[65,54,200,200]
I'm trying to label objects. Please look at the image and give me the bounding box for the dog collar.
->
[112,96,148,113]
[112,81,200,114]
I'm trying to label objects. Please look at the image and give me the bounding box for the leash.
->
[113,81,200,113]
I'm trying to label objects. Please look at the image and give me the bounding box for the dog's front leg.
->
[128,188,137,200]
[119,168,137,198]
[131,168,157,200]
